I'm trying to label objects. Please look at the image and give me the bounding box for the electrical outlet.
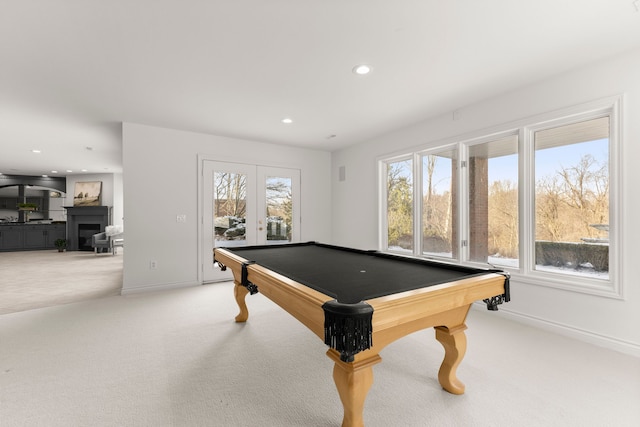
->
[150,260,158,270]
[176,214,186,223]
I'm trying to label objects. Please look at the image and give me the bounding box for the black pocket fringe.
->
[322,300,373,362]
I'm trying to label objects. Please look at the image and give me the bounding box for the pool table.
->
[214,242,510,427]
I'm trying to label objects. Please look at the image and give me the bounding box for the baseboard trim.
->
[120,280,200,295]
[472,303,640,358]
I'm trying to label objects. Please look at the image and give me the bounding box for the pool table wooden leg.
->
[434,324,468,395]
[327,350,382,427]
[233,282,250,322]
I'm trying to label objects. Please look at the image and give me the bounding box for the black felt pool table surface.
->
[222,242,496,304]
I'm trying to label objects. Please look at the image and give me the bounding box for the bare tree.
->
[558,154,608,237]
[488,180,518,258]
[387,162,413,248]
[214,172,247,218]
[423,155,436,224]
[536,175,565,241]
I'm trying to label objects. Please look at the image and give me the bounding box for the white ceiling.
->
[1,1,639,177]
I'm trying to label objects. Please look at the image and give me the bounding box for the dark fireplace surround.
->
[64,206,110,251]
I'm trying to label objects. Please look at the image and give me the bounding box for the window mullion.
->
[458,143,469,263]
[521,126,535,274]
[413,153,422,256]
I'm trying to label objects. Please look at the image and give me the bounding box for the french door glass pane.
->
[534,117,610,278]
[468,135,519,267]
[265,176,292,244]
[422,149,457,258]
[386,159,413,252]
[213,171,247,247]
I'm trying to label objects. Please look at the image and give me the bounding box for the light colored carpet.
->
[0,249,122,315]
[1,282,639,426]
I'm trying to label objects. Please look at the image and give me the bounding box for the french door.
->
[201,160,300,282]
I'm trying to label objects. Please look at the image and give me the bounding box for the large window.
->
[421,147,457,258]
[380,97,620,297]
[385,158,413,252]
[533,117,610,279]
[468,134,519,268]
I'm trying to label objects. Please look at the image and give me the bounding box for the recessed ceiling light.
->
[42,174,48,178]
[51,170,58,174]
[81,169,88,172]
[32,149,42,154]
[281,118,293,124]
[66,170,73,173]
[352,64,371,75]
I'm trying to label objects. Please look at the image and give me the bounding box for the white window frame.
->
[517,97,622,298]
[416,143,460,261]
[377,95,623,299]
[378,153,415,254]
[458,130,521,269]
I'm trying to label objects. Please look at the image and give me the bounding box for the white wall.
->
[111,173,124,227]
[121,123,332,293]
[331,47,640,356]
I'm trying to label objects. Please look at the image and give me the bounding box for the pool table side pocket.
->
[245,264,334,340]
[364,273,506,352]
[368,274,506,326]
